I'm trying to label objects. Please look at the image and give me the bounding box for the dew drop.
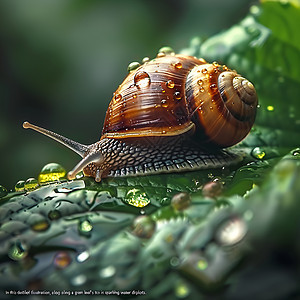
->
[0,184,8,197]
[175,281,190,298]
[174,62,182,69]
[114,93,122,102]
[71,274,87,286]
[222,65,229,71]
[202,180,223,198]
[15,180,25,192]
[216,217,247,246]
[171,192,191,211]
[292,148,300,156]
[174,91,182,101]
[197,258,208,270]
[134,71,151,89]
[8,241,28,261]
[158,46,175,55]
[78,219,93,235]
[197,79,203,86]
[133,94,137,99]
[54,251,72,269]
[31,219,50,232]
[251,147,266,160]
[157,52,165,58]
[166,79,175,89]
[38,163,66,184]
[99,265,116,278]
[132,216,156,239]
[142,56,150,63]
[48,210,61,220]
[202,68,208,74]
[161,99,168,107]
[124,188,150,207]
[77,251,90,263]
[127,61,140,72]
[199,87,205,93]
[210,83,217,90]
[24,178,39,191]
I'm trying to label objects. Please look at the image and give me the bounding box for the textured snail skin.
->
[23,53,257,182]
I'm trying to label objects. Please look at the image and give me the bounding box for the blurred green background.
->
[0,0,256,188]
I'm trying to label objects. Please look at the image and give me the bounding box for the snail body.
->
[23,50,258,182]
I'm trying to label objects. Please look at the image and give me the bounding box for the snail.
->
[23,48,258,182]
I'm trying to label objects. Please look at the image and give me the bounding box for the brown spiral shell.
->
[102,54,257,147]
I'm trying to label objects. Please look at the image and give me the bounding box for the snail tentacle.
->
[23,121,88,157]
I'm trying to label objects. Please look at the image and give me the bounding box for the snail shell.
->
[23,51,257,182]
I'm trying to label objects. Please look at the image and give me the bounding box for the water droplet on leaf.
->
[132,216,156,239]
[38,163,66,184]
[15,180,25,192]
[0,184,8,197]
[124,188,150,207]
[175,281,190,298]
[54,251,71,269]
[31,219,50,232]
[71,274,87,286]
[170,256,180,267]
[251,147,266,159]
[8,241,28,261]
[197,258,208,270]
[292,148,300,156]
[48,210,61,220]
[24,178,39,191]
[216,217,247,246]
[77,251,90,263]
[99,265,116,278]
[78,219,93,236]
[171,192,191,211]
[202,179,223,198]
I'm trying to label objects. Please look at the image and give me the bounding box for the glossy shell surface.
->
[102,54,257,148]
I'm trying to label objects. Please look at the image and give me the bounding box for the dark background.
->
[0,0,255,189]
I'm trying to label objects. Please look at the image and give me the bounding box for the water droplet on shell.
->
[134,71,151,89]
[127,61,140,72]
